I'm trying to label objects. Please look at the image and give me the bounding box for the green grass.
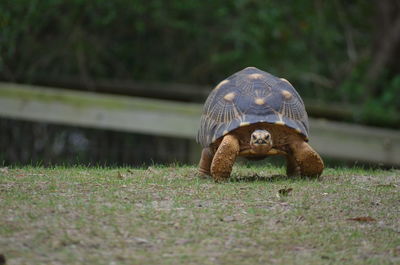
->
[0,165,399,265]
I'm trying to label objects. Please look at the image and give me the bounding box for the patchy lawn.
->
[0,165,399,265]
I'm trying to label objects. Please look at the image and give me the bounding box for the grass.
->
[0,165,399,265]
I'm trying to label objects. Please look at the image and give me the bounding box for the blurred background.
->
[0,0,399,167]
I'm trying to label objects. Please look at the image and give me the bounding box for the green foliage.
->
[0,0,398,126]
[361,74,400,126]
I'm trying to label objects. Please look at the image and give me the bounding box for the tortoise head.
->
[250,130,273,153]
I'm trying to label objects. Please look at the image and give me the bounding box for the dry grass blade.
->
[278,187,293,196]
[220,216,235,222]
[346,216,376,222]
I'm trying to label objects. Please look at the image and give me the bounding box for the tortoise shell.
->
[197,67,309,147]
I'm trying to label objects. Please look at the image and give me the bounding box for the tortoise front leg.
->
[287,140,324,177]
[198,147,213,177]
[285,154,301,177]
[210,134,240,181]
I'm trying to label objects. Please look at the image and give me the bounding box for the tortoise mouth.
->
[250,142,273,153]
[253,139,268,145]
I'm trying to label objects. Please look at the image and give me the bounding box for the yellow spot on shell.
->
[223,92,236,101]
[281,90,292,100]
[240,122,250,127]
[280,78,292,86]
[275,121,285,125]
[248,73,263,79]
[223,130,229,135]
[295,128,302,134]
[255,98,265,105]
[214,79,229,90]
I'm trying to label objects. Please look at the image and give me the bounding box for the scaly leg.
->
[198,147,213,177]
[210,134,240,181]
[288,140,324,177]
[286,154,301,177]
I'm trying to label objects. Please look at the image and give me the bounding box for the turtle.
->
[196,66,324,181]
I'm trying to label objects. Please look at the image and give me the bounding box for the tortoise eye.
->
[252,135,257,140]
[265,134,270,140]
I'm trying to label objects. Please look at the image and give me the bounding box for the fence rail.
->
[25,76,361,121]
[0,82,399,166]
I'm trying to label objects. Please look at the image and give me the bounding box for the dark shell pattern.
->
[197,67,309,147]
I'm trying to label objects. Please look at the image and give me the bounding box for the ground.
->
[0,165,399,265]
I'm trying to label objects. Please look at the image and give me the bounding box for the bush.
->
[0,0,398,127]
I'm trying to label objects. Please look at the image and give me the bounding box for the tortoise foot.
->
[288,141,324,178]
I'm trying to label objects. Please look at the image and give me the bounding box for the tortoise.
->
[197,67,324,181]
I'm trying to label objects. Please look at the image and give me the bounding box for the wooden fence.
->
[0,82,399,166]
